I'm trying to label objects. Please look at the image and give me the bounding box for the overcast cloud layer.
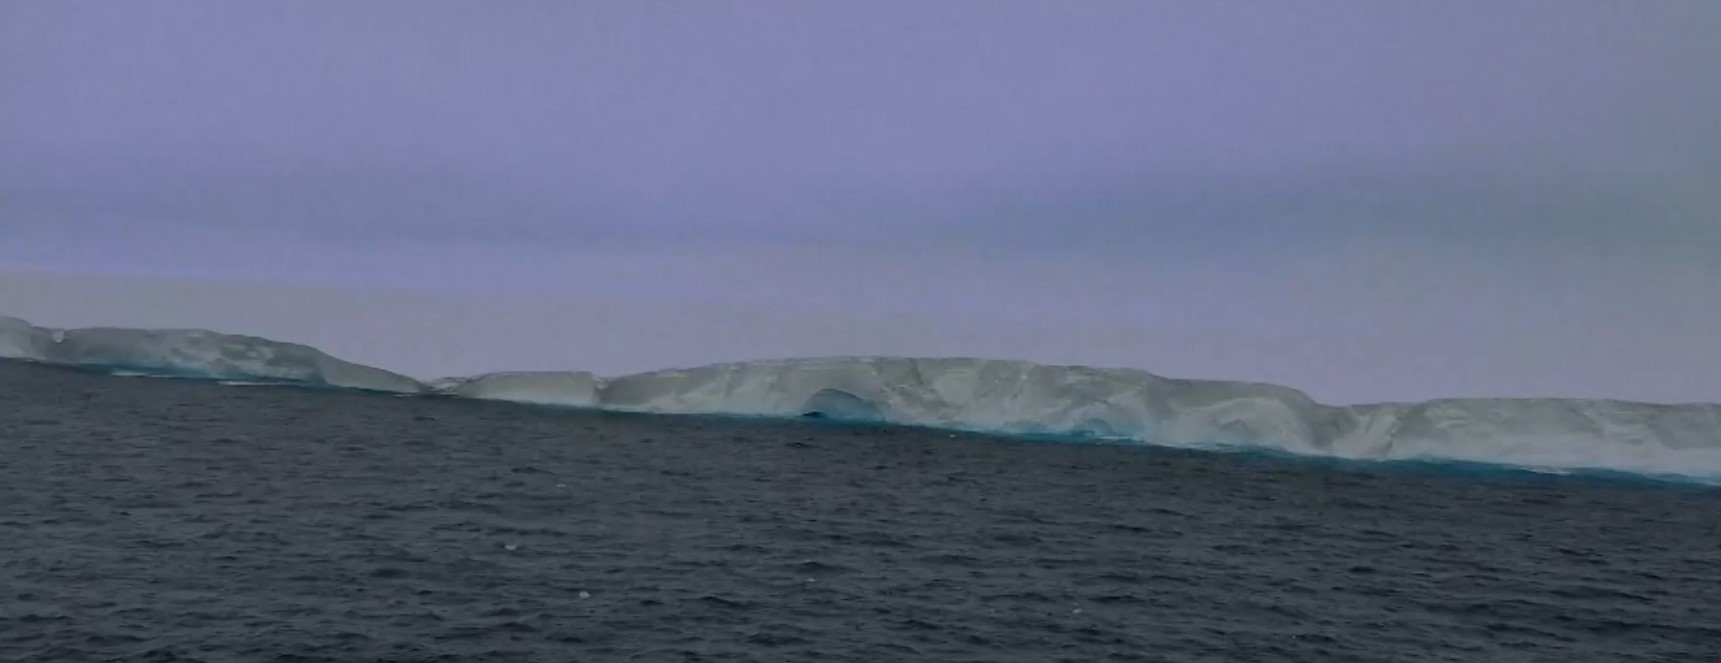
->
[3,2,1718,403]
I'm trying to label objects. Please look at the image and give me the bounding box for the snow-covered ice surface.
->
[5,315,1719,480]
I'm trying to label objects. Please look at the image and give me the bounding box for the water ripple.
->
[2,361,1719,662]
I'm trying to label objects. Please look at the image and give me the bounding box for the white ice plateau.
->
[4,315,1719,480]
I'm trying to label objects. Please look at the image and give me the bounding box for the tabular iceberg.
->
[1328,399,1721,476]
[598,357,1330,447]
[451,356,1721,479]
[0,316,422,393]
[5,313,1719,479]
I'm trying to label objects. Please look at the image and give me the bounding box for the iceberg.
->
[1327,398,1721,477]
[4,314,1719,479]
[597,357,1329,445]
[0,316,422,393]
[0,316,52,360]
[456,356,1721,479]
[428,371,601,407]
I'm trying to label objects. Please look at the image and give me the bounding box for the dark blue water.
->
[3,360,1718,662]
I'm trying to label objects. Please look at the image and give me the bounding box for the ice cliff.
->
[6,314,1718,478]
[447,357,1721,478]
[0,316,422,393]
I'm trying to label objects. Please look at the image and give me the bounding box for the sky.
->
[2,1,1719,404]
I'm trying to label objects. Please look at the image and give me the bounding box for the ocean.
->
[3,359,1718,662]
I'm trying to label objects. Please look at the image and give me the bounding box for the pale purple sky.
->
[2,1,1719,403]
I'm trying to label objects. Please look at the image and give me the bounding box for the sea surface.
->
[2,360,1719,662]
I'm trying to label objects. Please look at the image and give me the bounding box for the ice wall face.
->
[1327,399,1721,474]
[429,371,600,407]
[0,316,51,360]
[598,357,1332,450]
[0,317,422,393]
[592,357,1721,477]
